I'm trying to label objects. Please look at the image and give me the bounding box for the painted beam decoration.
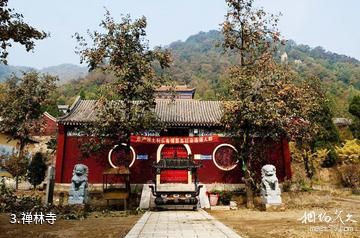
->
[131,135,219,144]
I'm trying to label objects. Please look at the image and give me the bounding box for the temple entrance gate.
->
[159,144,189,184]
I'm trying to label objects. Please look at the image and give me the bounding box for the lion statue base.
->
[68,164,89,205]
[260,164,282,205]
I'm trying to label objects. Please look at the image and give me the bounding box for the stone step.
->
[156,183,197,192]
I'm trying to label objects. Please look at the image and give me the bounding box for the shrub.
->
[219,191,232,205]
[0,178,42,213]
[1,179,89,219]
[338,164,360,189]
[0,177,17,212]
[281,179,292,192]
[335,139,360,163]
[2,153,29,189]
[312,140,339,167]
[207,190,233,205]
[27,152,47,189]
[321,148,338,167]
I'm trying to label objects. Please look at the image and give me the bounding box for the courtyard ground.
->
[0,190,359,238]
[0,211,141,238]
[210,191,360,238]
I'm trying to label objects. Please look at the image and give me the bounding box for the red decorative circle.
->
[213,144,238,171]
[108,144,135,168]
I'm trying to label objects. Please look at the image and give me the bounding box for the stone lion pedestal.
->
[260,164,285,211]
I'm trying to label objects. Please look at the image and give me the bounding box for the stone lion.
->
[260,164,281,197]
[68,164,88,204]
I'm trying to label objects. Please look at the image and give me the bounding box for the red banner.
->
[130,135,219,144]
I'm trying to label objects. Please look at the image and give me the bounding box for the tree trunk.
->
[19,140,25,159]
[126,130,131,168]
[242,128,255,209]
[15,176,19,190]
[16,140,26,190]
[244,169,254,209]
[303,154,313,179]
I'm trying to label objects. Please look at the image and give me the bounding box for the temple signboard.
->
[130,135,219,144]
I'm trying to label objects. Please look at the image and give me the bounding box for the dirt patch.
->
[210,192,360,238]
[0,211,141,238]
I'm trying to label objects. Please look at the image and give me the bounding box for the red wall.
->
[55,128,291,184]
[41,114,57,136]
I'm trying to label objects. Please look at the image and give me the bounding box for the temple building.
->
[55,86,291,190]
[154,85,196,99]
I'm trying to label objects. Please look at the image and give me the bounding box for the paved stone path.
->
[125,209,242,238]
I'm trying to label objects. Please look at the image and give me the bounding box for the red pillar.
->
[55,124,66,183]
[282,139,292,179]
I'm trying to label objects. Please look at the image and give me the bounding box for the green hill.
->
[164,30,360,116]
[5,30,357,118]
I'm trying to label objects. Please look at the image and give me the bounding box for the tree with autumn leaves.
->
[221,0,323,208]
[0,72,57,188]
[0,0,48,64]
[75,11,171,160]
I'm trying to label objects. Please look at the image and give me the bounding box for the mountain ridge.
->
[0,63,87,83]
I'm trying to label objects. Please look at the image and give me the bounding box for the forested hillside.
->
[167,31,360,116]
[62,30,359,117]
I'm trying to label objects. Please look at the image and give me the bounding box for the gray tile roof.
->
[59,98,223,127]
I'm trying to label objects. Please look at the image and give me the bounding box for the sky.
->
[6,0,360,69]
